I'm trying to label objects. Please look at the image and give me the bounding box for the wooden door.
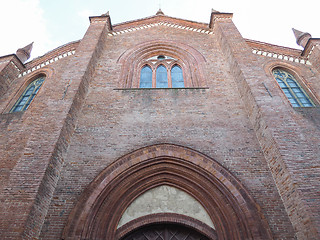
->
[121,224,210,240]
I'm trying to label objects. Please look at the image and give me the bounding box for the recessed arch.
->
[116,214,217,240]
[62,144,273,240]
[117,40,207,88]
[263,61,318,107]
[10,76,45,112]
[4,67,54,113]
[272,68,314,107]
[117,185,215,229]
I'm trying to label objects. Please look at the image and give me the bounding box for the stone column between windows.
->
[168,67,172,88]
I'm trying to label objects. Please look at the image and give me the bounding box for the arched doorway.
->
[62,144,272,239]
[121,223,209,240]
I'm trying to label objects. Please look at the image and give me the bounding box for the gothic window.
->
[139,55,185,88]
[10,76,45,112]
[156,65,168,88]
[272,68,314,107]
[171,65,184,88]
[140,65,152,88]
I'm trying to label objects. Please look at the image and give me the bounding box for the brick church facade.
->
[0,9,319,239]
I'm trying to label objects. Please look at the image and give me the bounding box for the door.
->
[121,224,210,240]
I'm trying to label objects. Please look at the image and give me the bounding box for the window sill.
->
[114,87,209,90]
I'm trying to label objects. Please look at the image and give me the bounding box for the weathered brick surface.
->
[0,12,319,240]
[42,17,295,239]
[0,55,24,97]
[214,17,320,239]
[0,16,109,240]
[308,43,320,74]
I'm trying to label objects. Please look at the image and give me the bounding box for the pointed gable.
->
[110,13,214,36]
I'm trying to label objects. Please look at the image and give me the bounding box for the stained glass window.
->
[272,68,314,107]
[156,65,168,88]
[171,65,184,88]
[140,65,152,88]
[10,76,45,112]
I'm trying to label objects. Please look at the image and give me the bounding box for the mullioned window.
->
[272,68,314,107]
[139,55,185,88]
[10,76,45,112]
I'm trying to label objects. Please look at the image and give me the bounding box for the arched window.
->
[272,68,314,107]
[138,55,187,88]
[171,65,184,88]
[156,65,168,88]
[10,76,45,112]
[140,65,152,88]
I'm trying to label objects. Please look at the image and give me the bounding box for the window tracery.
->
[139,55,185,88]
[272,68,314,107]
[118,40,207,88]
[10,76,45,112]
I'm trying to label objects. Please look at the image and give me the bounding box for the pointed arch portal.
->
[62,144,272,239]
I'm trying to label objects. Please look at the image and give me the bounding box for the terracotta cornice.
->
[209,12,233,29]
[89,14,113,31]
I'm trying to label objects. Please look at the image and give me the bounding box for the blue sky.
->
[1,0,319,59]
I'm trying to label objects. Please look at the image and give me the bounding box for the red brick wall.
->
[0,17,109,239]
[214,17,320,239]
[0,55,24,97]
[41,17,295,239]
[308,43,320,74]
[0,13,319,240]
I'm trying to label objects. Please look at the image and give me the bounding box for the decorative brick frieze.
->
[19,50,76,78]
[1,11,319,240]
[108,21,213,37]
[252,49,311,64]
[246,38,316,65]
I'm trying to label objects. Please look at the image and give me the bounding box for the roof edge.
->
[112,14,209,29]
[245,38,303,56]
[27,40,80,64]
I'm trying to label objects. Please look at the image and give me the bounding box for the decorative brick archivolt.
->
[117,40,207,88]
[116,213,218,240]
[62,144,272,240]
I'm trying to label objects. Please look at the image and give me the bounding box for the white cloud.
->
[1,0,319,61]
[77,9,94,29]
[0,0,54,59]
